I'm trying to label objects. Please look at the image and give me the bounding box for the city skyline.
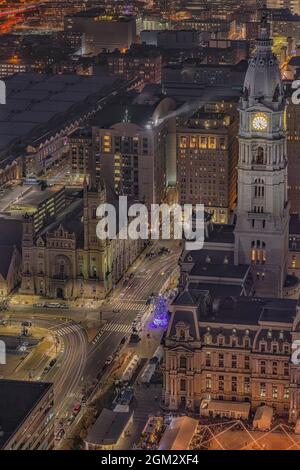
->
[1,0,300,458]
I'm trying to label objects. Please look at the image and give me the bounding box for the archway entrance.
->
[56,287,64,299]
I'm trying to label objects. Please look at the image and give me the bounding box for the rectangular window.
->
[219,375,224,391]
[244,377,250,394]
[206,374,212,390]
[231,376,237,393]
[260,382,266,398]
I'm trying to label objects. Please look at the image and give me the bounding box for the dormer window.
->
[260,341,266,353]
[205,255,212,264]
[279,330,284,340]
[205,333,212,345]
[267,329,272,339]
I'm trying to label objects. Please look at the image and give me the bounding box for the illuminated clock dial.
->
[252,113,268,131]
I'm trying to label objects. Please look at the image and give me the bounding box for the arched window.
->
[250,240,266,264]
[59,260,65,275]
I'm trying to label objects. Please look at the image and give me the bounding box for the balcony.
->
[51,274,69,282]
[247,211,271,220]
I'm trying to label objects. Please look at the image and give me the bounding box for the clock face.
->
[252,113,268,131]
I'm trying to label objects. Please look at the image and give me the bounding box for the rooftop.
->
[0,73,121,168]
[85,408,133,446]
[0,380,53,449]
[92,103,157,128]
[67,10,134,22]
[10,185,64,209]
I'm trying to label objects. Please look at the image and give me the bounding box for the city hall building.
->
[163,18,300,421]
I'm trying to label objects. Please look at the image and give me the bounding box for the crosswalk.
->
[111,300,150,314]
[52,323,80,338]
[102,322,132,334]
[91,320,133,345]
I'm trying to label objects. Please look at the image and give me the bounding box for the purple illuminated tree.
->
[151,295,169,328]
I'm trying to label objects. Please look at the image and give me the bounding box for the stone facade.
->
[163,290,300,422]
[20,180,145,300]
[234,22,289,298]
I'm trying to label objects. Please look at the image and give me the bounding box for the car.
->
[66,415,75,426]
[59,304,69,309]
[105,355,113,366]
[73,403,81,415]
[42,367,50,376]
[45,303,61,309]
[55,429,65,441]
[49,358,57,368]
[129,333,141,344]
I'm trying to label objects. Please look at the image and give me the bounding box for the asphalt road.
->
[5,316,87,420]
[2,240,181,436]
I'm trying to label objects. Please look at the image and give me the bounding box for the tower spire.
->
[258,2,269,40]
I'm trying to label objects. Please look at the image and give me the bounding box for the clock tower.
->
[234,14,290,298]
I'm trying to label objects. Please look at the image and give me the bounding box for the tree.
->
[152,295,169,328]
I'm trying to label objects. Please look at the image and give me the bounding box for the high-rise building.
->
[0,380,54,450]
[234,18,289,298]
[286,100,300,214]
[163,18,300,420]
[65,10,136,54]
[92,98,177,206]
[176,105,238,224]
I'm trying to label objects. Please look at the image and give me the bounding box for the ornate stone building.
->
[163,288,300,421]
[163,15,300,421]
[20,178,145,300]
[234,18,289,298]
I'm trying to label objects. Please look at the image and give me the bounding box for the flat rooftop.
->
[85,408,133,446]
[67,10,134,22]
[0,379,53,449]
[10,185,64,209]
[0,72,121,168]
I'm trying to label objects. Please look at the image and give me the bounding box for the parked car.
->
[105,355,113,366]
[73,403,81,415]
[60,304,69,309]
[66,415,75,426]
[55,429,65,441]
[49,358,57,368]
